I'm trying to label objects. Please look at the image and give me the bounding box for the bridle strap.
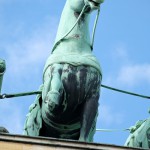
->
[51,4,100,53]
[91,8,100,51]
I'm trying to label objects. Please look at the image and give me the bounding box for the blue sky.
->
[0,0,150,146]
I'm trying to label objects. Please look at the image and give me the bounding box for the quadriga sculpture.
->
[125,115,150,149]
[24,0,103,142]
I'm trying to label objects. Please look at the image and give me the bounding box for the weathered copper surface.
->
[24,0,103,142]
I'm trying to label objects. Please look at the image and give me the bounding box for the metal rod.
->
[101,84,150,99]
[0,91,42,99]
[0,84,150,100]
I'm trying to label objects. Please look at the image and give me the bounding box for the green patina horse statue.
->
[0,59,8,134]
[0,59,6,94]
[24,0,103,142]
[125,112,150,149]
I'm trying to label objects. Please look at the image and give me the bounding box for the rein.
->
[1,84,150,100]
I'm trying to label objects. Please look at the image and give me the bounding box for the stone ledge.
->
[0,133,148,150]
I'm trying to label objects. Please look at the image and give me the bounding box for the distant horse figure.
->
[0,59,6,93]
[24,0,103,142]
[0,127,9,134]
[125,117,150,149]
[0,59,8,134]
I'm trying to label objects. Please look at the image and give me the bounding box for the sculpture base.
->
[0,133,147,150]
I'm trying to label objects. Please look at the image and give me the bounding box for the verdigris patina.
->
[0,59,6,94]
[0,59,8,133]
[125,112,150,149]
[24,0,104,142]
[0,127,9,133]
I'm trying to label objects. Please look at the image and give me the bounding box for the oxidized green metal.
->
[24,0,104,142]
[0,59,6,94]
[0,126,9,133]
[125,114,150,149]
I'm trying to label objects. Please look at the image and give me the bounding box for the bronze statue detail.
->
[0,59,6,94]
[125,111,150,149]
[0,59,9,134]
[24,0,104,142]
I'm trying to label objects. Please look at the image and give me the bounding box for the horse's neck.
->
[53,1,92,54]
